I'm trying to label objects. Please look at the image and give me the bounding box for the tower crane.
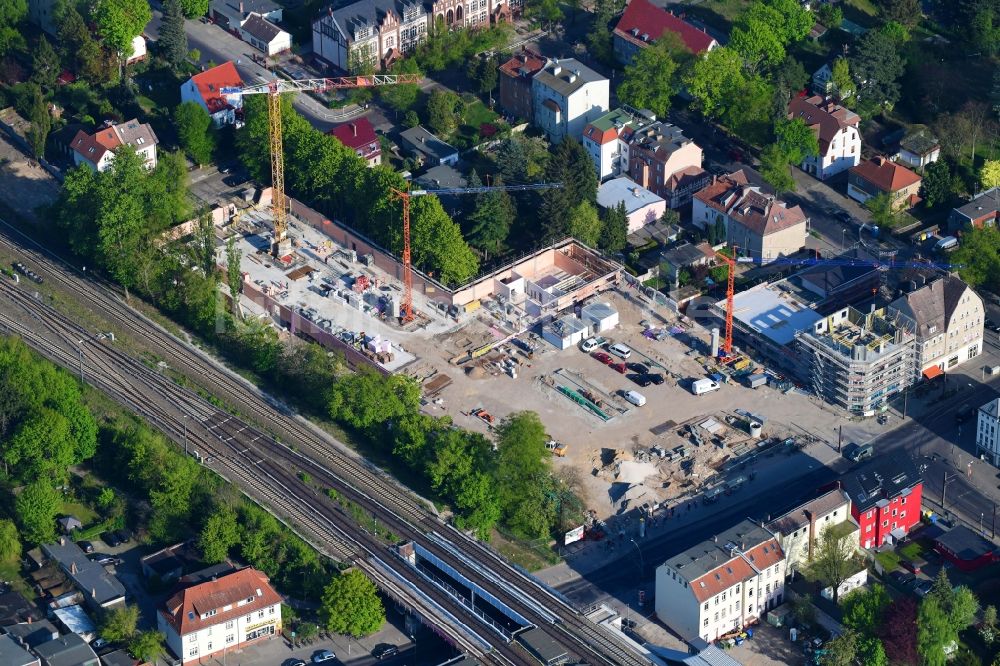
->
[390,182,563,323]
[221,74,422,257]
[715,250,964,357]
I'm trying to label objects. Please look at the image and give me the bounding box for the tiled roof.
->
[329,117,378,153]
[161,567,281,636]
[613,0,716,54]
[70,119,158,166]
[767,489,851,536]
[689,557,755,603]
[499,47,546,79]
[695,171,806,236]
[743,538,783,570]
[663,519,780,586]
[241,13,284,43]
[188,61,243,114]
[850,157,921,193]
[787,95,859,154]
[888,275,977,339]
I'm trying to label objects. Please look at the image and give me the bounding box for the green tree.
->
[776,117,820,164]
[0,520,21,563]
[878,0,921,27]
[540,138,597,240]
[466,177,515,257]
[26,88,50,161]
[918,596,954,666]
[761,143,795,194]
[982,604,998,646]
[617,38,680,117]
[475,54,499,96]
[198,506,240,563]
[129,631,166,662]
[859,637,888,666]
[426,89,460,136]
[684,47,746,119]
[226,236,242,316]
[379,59,421,114]
[982,160,1000,190]
[0,0,27,56]
[158,0,188,69]
[178,0,208,18]
[730,3,787,73]
[15,480,59,544]
[494,412,554,539]
[320,570,385,637]
[921,160,954,208]
[328,369,420,432]
[567,200,603,247]
[101,605,139,642]
[830,58,853,103]
[880,20,910,44]
[850,29,905,116]
[31,36,60,88]
[93,0,152,62]
[809,524,859,603]
[409,195,479,284]
[772,55,809,115]
[56,1,105,82]
[600,202,628,252]
[842,584,890,634]
[765,0,814,42]
[815,2,843,28]
[952,226,1000,291]
[820,630,858,666]
[864,192,900,229]
[174,101,216,166]
[532,0,563,29]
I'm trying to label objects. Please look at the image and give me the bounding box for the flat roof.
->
[544,315,589,339]
[517,627,569,665]
[52,604,96,636]
[597,177,664,215]
[728,283,821,345]
[580,301,616,321]
[935,525,995,561]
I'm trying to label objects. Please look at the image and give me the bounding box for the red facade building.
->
[841,456,922,550]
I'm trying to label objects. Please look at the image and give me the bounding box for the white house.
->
[898,130,941,170]
[531,58,608,144]
[581,107,656,181]
[180,62,244,126]
[239,14,292,55]
[159,567,282,664]
[977,399,1000,466]
[596,177,665,233]
[787,95,860,180]
[126,35,147,64]
[766,488,853,574]
[655,519,786,642]
[71,119,158,172]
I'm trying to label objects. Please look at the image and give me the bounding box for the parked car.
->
[627,362,650,374]
[287,661,307,666]
[901,558,924,575]
[610,362,627,374]
[373,644,399,660]
[888,570,916,588]
[91,638,108,650]
[955,403,974,424]
[581,336,605,352]
[88,553,121,566]
[641,373,665,385]
[845,443,873,462]
[77,541,94,554]
[608,343,632,359]
[112,529,132,544]
[101,532,121,547]
[623,390,647,407]
[591,351,614,365]
[312,650,336,663]
[914,579,934,597]
[627,373,652,387]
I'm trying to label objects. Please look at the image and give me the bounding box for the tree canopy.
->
[175,102,216,166]
[850,29,905,116]
[320,570,385,637]
[617,37,682,117]
[93,0,151,59]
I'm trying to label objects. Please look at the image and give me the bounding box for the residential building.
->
[612,0,717,64]
[498,48,546,122]
[581,106,656,181]
[787,95,861,180]
[34,634,99,666]
[934,525,999,572]
[125,36,147,64]
[3,620,59,648]
[766,488,853,574]
[0,635,38,666]
[796,306,917,416]
[0,590,42,625]
[654,519,785,642]
[841,455,922,549]
[596,178,666,233]
[70,120,158,172]
[531,58,609,144]
[180,62,244,127]
[659,241,714,283]
[399,125,458,166]
[887,274,983,379]
[898,130,940,170]
[210,0,283,26]
[847,157,922,210]
[140,543,187,583]
[239,14,292,55]
[158,567,282,664]
[811,62,852,99]
[41,539,126,610]
[976,399,1000,466]
[949,187,1000,231]
[626,122,709,208]
[329,118,381,166]
[693,171,808,260]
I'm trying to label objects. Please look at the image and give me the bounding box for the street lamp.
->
[842,228,847,251]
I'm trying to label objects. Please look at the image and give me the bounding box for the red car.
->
[610,362,627,374]
[592,351,613,365]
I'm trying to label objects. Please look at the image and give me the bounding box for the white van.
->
[935,236,959,251]
[608,343,632,359]
[624,390,646,406]
[691,378,721,395]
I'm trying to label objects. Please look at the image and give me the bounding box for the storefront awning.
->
[923,365,943,380]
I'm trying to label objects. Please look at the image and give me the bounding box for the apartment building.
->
[498,48,546,122]
[787,95,860,180]
[532,58,609,144]
[159,567,282,664]
[626,122,709,208]
[887,275,983,379]
[70,120,158,172]
[612,0,717,64]
[582,106,657,181]
[766,489,853,573]
[655,520,785,642]
[842,456,922,549]
[796,306,917,417]
[976,399,1000,466]
[693,171,808,259]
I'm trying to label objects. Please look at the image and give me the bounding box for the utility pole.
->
[76,340,84,382]
[838,425,843,452]
[942,471,958,510]
[182,414,189,455]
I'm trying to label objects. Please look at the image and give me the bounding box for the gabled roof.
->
[328,117,378,152]
[212,0,279,16]
[499,47,546,80]
[41,539,126,606]
[695,171,806,237]
[689,556,756,603]
[187,61,243,114]
[34,634,97,666]
[613,0,716,54]
[161,567,281,636]
[850,157,921,194]
[767,489,851,536]
[787,95,859,154]
[888,275,978,339]
[0,635,36,666]
[240,13,285,43]
[325,0,422,41]
[841,455,921,513]
[952,187,1000,223]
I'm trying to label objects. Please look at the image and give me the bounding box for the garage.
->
[581,301,619,332]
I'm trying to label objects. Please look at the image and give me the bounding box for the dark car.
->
[888,570,916,588]
[914,579,934,597]
[642,373,665,385]
[113,529,132,544]
[101,531,122,548]
[373,644,399,660]
[627,362,650,374]
[627,373,653,387]
[838,211,853,223]
[78,541,94,554]
[591,351,614,365]
[287,660,307,666]
[88,553,120,566]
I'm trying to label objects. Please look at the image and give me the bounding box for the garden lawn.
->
[59,501,99,526]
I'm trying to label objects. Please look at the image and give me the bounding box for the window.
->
[736,601,741,611]
[882,520,889,527]
[867,511,873,519]
[258,610,265,619]
[749,588,754,596]
[703,619,709,628]
[714,612,719,622]
[189,648,198,657]
[269,606,275,615]
[774,565,779,575]
[892,509,897,516]
[901,511,906,519]
[766,584,771,594]
[866,524,872,533]
[226,634,235,644]
[704,603,709,611]
[901,497,906,505]
[225,621,233,630]
[136,137,145,145]
[722,592,726,601]
[735,585,740,593]
[207,642,213,651]
[188,635,196,643]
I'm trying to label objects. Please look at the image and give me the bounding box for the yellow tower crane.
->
[222,74,422,257]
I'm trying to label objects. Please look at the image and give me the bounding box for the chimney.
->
[71,562,77,574]
[239,0,244,12]
[92,587,96,599]
[351,123,357,137]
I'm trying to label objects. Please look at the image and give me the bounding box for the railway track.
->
[0,222,652,666]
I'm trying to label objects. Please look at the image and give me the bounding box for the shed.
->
[140,542,186,582]
[57,516,82,533]
[99,649,138,666]
[542,315,589,350]
[580,301,618,332]
[3,619,60,648]
[934,525,998,572]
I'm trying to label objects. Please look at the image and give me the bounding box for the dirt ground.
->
[0,134,60,221]
[411,289,882,521]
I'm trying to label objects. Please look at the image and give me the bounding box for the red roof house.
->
[328,118,381,166]
[613,0,717,64]
[180,62,244,126]
[848,157,922,210]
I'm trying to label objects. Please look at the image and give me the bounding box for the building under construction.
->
[796,306,917,417]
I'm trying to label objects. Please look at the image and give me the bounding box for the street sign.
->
[564,525,585,545]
